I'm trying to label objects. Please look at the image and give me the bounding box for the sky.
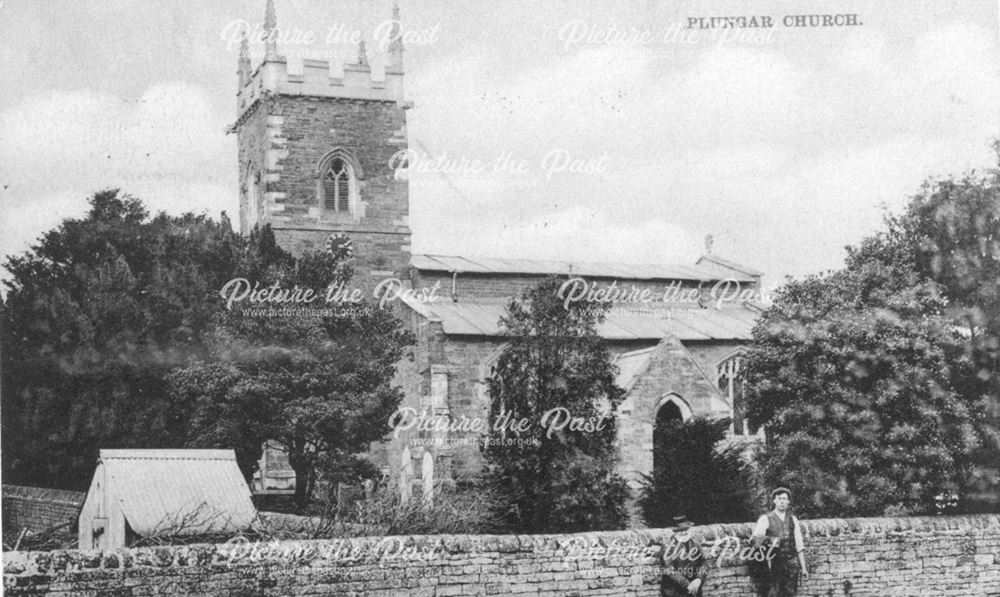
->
[1,0,999,287]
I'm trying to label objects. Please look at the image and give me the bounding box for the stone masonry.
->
[230,1,767,503]
[234,24,412,286]
[4,515,999,596]
[2,486,85,536]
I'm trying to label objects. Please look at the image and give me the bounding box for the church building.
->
[232,0,764,502]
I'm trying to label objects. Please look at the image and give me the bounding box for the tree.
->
[168,227,413,508]
[746,156,1000,517]
[639,418,763,527]
[884,163,1000,510]
[484,277,629,532]
[1,190,241,489]
[2,190,413,506]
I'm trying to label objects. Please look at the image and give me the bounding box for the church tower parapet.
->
[234,0,412,283]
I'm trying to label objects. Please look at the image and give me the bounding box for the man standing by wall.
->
[751,488,808,597]
[660,515,707,596]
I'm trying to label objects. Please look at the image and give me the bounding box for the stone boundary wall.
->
[2,486,85,535]
[4,515,999,596]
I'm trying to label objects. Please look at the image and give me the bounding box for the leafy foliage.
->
[484,277,629,532]
[639,418,764,527]
[1,190,242,489]
[746,156,1000,517]
[168,226,413,507]
[2,190,413,507]
[258,477,513,540]
[341,479,512,537]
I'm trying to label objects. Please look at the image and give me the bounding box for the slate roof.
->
[411,299,760,341]
[97,449,257,536]
[411,254,757,283]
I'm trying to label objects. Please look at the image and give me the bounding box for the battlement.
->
[233,0,412,282]
[237,55,405,120]
[234,0,407,121]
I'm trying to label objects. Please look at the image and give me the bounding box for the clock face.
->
[326,233,354,259]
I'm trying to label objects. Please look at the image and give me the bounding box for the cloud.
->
[0,82,236,263]
[668,46,804,142]
[0,190,90,266]
[1,82,229,184]
[3,7,998,287]
[410,42,805,158]
[821,20,1000,144]
[413,205,697,265]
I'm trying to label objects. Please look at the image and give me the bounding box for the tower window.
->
[246,169,260,227]
[322,158,353,213]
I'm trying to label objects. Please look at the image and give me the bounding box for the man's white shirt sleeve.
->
[752,514,769,537]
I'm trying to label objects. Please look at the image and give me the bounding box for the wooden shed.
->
[78,449,258,549]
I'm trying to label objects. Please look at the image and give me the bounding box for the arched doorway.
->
[652,395,690,474]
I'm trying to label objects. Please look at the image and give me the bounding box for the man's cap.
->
[770,487,791,500]
[672,515,694,531]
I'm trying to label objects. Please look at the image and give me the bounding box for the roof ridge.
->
[415,252,690,269]
[696,254,764,277]
[615,346,657,359]
[99,449,237,461]
[411,253,758,282]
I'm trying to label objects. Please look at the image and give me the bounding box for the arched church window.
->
[317,149,362,216]
[322,157,353,213]
[718,355,756,436]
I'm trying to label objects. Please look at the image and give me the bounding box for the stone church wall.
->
[2,486,84,536]
[239,92,412,282]
[614,337,731,489]
[438,337,506,478]
[264,96,408,227]
[410,336,669,480]
[682,341,746,386]
[235,98,269,235]
[382,331,714,486]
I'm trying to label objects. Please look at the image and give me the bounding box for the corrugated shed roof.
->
[417,301,759,340]
[411,254,756,283]
[99,449,257,536]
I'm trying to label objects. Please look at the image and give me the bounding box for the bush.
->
[484,277,630,533]
[639,417,763,527]
[347,479,513,536]
[264,477,515,539]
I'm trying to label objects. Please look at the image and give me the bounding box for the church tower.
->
[234,0,412,282]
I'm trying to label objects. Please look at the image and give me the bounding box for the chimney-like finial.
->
[388,0,404,70]
[238,31,251,85]
[264,0,278,60]
[357,39,369,66]
[704,234,714,255]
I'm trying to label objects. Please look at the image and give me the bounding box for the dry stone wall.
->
[4,515,999,596]
[2,486,84,535]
